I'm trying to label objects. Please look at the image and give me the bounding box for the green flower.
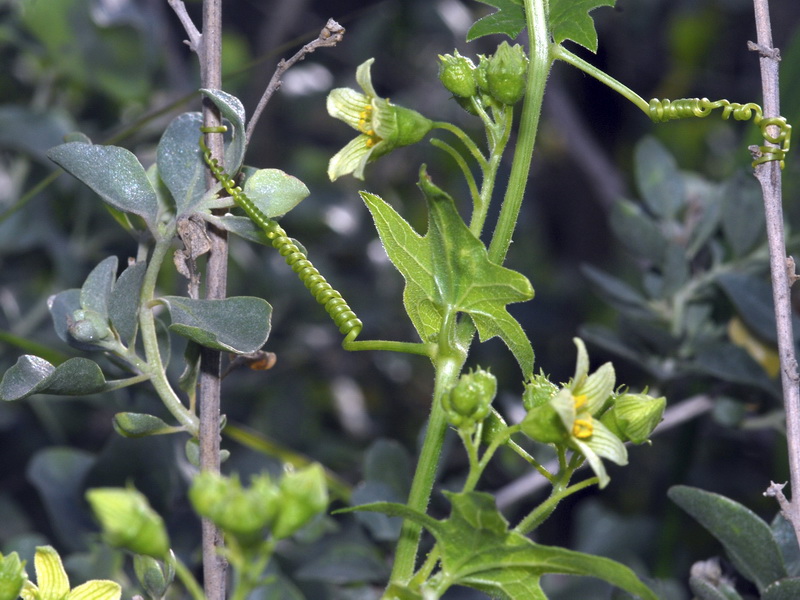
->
[327,58,434,181]
[521,338,627,488]
[20,546,120,600]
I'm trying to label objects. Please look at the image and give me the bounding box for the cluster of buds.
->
[442,367,497,430]
[189,464,328,544]
[438,42,528,112]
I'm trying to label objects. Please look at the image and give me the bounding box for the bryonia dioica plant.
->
[0,0,794,599]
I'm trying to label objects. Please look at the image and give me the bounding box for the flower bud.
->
[442,368,497,429]
[133,553,175,600]
[522,373,558,411]
[486,42,528,105]
[86,488,170,558]
[0,552,26,600]
[438,51,477,98]
[189,472,280,544]
[272,464,328,540]
[68,308,116,349]
[601,393,665,443]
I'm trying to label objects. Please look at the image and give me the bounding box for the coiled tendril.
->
[199,126,362,344]
[648,97,791,168]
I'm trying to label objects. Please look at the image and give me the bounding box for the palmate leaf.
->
[467,0,615,53]
[549,0,616,53]
[467,0,525,42]
[343,491,658,600]
[360,168,534,377]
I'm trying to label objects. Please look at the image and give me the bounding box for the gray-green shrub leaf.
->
[200,89,246,173]
[81,256,117,318]
[242,168,310,218]
[669,485,787,591]
[47,142,159,229]
[160,296,271,354]
[763,578,800,600]
[109,261,147,345]
[0,355,106,401]
[113,413,176,437]
[157,112,209,214]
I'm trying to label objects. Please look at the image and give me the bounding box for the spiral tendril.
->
[648,98,791,168]
[199,126,362,344]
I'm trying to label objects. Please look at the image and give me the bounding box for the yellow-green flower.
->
[522,338,627,488]
[327,58,433,181]
[20,546,120,600]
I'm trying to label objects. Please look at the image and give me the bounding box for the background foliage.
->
[2,0,800,598]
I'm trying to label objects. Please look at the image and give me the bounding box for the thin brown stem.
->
[245,18,345,144]
[751,0,800,546]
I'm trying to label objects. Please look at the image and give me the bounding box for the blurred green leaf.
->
[294,538,389,584]
[581,265,651,318]
[47,143,159,231]
[0,106,74,161]
[609,199,666,265]
[720,173,765,258]
[689,576,743,600]
[772,514,800,577]
[27,448,96,551]
[242,168,310,218]
[634,137,685,220]
[160,296,271,354]
[0,356,106,401]
[692,342,778,396]
[669,485,787,591]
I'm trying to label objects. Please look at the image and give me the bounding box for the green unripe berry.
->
[443,368,497,429]
[486,42,528,105]
[438,51,477,98]
[272,464,328,540]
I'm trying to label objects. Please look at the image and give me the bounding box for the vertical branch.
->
[751,0,800,544]
[200,0,228,598]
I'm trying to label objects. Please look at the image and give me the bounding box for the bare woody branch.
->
[245,19,346,144]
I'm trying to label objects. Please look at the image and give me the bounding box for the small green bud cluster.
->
[68,308,118,351]
[86,488,170,558]
[438,42,528,111]
[189,465,328,544]
[443,367,497,430]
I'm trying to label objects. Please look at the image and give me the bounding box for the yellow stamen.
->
[573,418,593,439]
[573,394,588,410]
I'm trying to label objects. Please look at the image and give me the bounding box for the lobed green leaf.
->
[549,0,616,53]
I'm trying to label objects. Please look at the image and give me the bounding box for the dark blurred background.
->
[2,0,800,598]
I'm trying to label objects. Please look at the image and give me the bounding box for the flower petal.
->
[570,338,590,391]
[573,439,610,489]
[583,420,628,466]
[328,135,374,181]
[20,581,40,600]
[67,581,121,600]
[575,362,615,414]
[327,88,371,131]
[355,58,378,98]
[32,547,69,600]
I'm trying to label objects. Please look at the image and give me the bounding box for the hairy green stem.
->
[513,476,599,535]
[389,345,466,583]
[487,0,551,264]
[139,239,199,435]
[471,106,514,237]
